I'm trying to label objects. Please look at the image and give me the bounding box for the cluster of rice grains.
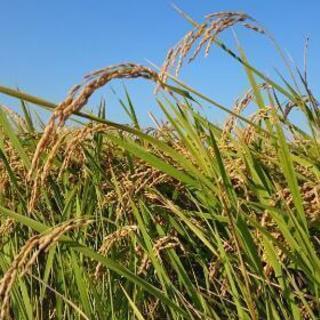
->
[95,225,138,278]
[159,12,265,84]
[27,64,168,211]
[0,219,91,319]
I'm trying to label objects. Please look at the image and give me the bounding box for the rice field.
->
[0,9,320,320]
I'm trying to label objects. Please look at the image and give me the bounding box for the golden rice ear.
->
[160,12,265,84]
[241,106,273,144]
[0,104,28,130]
[29,64,163,177]
[138,235,184,275]
[58,123,110,178]
[27,64,165,211]
[222,83,269,141]
[95,225,138,278]
[0,219,91,319]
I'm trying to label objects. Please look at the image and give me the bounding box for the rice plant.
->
[0,9,319,320]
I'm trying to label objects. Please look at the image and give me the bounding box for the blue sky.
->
[1,1,320,126]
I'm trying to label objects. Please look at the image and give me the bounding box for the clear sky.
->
[1,1,320,126]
